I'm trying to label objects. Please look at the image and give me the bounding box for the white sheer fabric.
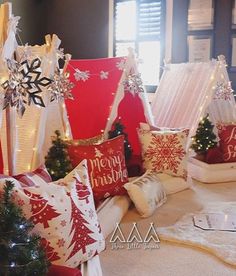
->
[151,57,236,145]
[1,35,72,174]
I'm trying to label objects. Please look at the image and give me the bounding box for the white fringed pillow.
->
[124,170,166,217]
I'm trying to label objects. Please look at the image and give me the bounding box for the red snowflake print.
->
[144,133,185,174]
[57,238,65,248]
[213,82,233,101]
[60,220,67,227]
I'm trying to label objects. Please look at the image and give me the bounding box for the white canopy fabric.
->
[1,35,72,174]
[151,56,236,146]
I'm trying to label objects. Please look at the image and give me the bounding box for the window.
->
[114,0,165,91]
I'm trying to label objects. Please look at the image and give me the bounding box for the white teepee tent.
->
[151,56,236,183]
[151,56,236,145]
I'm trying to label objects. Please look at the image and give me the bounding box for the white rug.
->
[157,202,236,267]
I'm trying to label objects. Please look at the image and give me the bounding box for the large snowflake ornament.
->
[48,69,74,102]
[74,68,90,82]
[144,134,185,174]
[1,58,52,117]
[123,73,144,96]
[213,81,233,101]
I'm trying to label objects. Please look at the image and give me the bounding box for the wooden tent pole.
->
[6,106,13,175]
[3,3,15,175]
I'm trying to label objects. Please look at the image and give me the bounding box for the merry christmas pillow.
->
[218,124,236,162]
[138,129,188,179]
[0,164,52,187]
[67,136,129,200]
[6,160,105,268]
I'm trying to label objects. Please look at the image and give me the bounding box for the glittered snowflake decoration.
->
[74,68,90,82]
[213,81,233,101]
[116,59,126,70]
[100,70,109,80]
[123,73,144,96]
[48,69,74,102]
[1,58,52,117]
[56,48,65,60]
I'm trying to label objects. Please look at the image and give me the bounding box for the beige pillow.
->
[124,170,166,217]
[66,133,104,146]
[138,128,188,179]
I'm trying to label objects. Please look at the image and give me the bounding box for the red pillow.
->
[47,265,81,276]
[0,164,52,187]
[218,125,236,162]
[68,136,128,200]
[205,147,224,164]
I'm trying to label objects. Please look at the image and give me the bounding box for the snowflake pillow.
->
[138,129,188,179]
[5,160,105,268]
[67,135,129,200]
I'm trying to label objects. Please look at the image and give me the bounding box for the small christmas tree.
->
[45,130,72,181]
[108,120,132,161]
[191,114,217,156]
[0,181,49,276]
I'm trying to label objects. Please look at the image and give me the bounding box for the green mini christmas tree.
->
[108,120,132,162]
[0,181,49,276]
[45,130,72,181]
[191,114,217,156]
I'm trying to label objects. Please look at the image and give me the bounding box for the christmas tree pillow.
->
[218,124,236,162]
[0,164,52,187]
[6,160,105,268]
[138,129,188,179]
[67,135,129,200]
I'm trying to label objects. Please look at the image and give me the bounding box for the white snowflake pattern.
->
[108,148,114,155]
[88,249,94,258]
[100,71,109,80]
[213,82,233,101]
[95,147,103,158]
[144,134,185,174]
[88,208,94,219]
[114,186,120,193]
[74,69,90,81]
[116,59,126,70]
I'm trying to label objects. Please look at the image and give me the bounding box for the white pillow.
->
[124,170,167,217]
[157,173,191,195]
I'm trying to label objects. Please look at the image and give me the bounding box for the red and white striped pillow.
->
[0,164,52,187]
